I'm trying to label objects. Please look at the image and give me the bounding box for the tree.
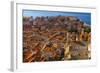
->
[84,27,91,33]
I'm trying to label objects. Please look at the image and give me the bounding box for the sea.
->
[23,10,91,25]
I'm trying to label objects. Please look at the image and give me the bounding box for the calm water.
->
[23,10,91,25]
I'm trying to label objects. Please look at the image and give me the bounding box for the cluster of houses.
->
[23,16,91,62]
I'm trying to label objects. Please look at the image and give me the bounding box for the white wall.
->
[0,0,100,73]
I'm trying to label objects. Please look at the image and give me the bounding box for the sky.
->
[23,10,91,25]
